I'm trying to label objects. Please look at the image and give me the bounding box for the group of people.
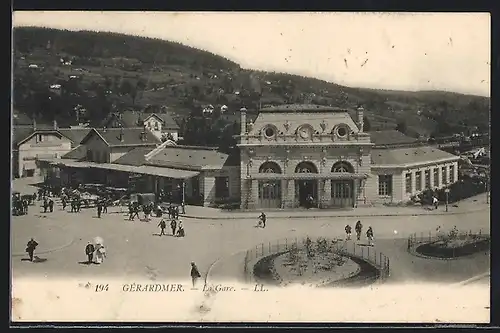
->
[158,217,185,237]
[127,201,157,221]
[345,221,375,246]
[85,241,107,264]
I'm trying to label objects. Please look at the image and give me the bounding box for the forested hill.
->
[13,26,490,138]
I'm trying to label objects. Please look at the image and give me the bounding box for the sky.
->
[13,11,490,97]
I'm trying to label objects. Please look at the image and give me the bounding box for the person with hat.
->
[85,241,95,264]
[190,262,201,288]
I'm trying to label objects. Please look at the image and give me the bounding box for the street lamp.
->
[444,188,450,212]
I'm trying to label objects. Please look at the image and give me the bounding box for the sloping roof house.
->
[143,113,180,130]
[81,127,161,147]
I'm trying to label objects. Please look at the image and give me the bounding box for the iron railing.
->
[243,236,390,284]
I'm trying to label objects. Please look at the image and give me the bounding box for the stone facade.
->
[238,105,372,210]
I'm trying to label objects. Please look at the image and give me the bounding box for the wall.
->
[368,160,460,204]
[18,133,73,177]
[240,145,372,209]
[202,166,240,206]
[83,132,110,163]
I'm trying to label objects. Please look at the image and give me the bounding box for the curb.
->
[11,237,77,257]
[181,206,485,221]
[457,272,490,286]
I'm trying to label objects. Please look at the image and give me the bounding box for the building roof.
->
[144,113,180,130]
[371,146,460,167]
[12,126,64,149]
[369,130,420,146]
[259,104,349,113]
[100,111,143,128]
[113,147,155,166]
[62,145,87,161]
[249,106,360,137]
[146,145,239,170]
[58,128,92,145]
[81,128,161,147]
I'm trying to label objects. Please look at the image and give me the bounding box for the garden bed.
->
[416,236,490,259]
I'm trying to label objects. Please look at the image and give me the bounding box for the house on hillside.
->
[101,111,180,142]
[12,120,75,178]
[143,113,180,141]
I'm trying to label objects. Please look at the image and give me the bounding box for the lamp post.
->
[486,177,489,204]
[445,188,450,212]
[182,180,186,214]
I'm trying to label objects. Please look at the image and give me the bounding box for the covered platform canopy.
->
[248,172,369,180]
[37,158,199,180]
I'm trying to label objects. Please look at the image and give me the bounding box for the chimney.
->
[53,119,58,130]
[356,106,364,132]
[33,119,37,131]
[240,107,247,135]
[119,127,124,142]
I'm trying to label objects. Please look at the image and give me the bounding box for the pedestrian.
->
[71,199,76,213]
[22,199,29,214]
[355,220,363,241]
[94,244,107,264]
[76,199,82,212]
[170,219,177,236]
[128,202,134,221]
[132,203,140,220]
[432,196,439,210]
[366,226,374,246]
[85,241,95,264]
[158,218,167,236]
[97,201,102,218]
[42,197,48,213]
[259,211,266,228]
[61,197,67,211]
[177,220,185,237]
[102,198,108,213]
[25,238,38,262]
[48,198,54,213]
[345,224,352,240]
[190,262,201,288]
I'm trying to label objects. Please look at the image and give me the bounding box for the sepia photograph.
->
[10,11,490,324]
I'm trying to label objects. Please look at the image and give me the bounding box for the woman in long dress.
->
[94,243,107,264]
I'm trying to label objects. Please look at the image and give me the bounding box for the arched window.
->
[295,161,318,174]
[331,161,355,173]
[259,161,282,174]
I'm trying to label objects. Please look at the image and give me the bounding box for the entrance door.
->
[297,180,318,207]
[191,176,201,205]
[258,181,281,209]
[331,180,354,208]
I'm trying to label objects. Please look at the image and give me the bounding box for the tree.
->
[396,120,408,134]
[363,115,371,132]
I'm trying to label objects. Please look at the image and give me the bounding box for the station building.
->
[36,104,459,210]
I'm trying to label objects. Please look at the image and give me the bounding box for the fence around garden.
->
[243,237,390,284]
[407,228,489,253]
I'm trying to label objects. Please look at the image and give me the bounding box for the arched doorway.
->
[258,162,282,209]
[295,161,318,208]
[331,161,355,208]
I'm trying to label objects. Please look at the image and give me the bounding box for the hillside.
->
[13,26,490,138]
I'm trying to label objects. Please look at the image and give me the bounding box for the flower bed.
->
[416,229,490,259]
[253,238,364,287]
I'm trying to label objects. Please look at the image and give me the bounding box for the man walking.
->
[158,218,167,236]
[97,201,102,218]
[85,242,95,264]
[170,219,177,236]
[259,212,266,228]
[190,262,201,289]
[345,224,352,240]
[26,238,38,262]
[432,196,439,210]
[48,198,54,213]
[355,220,363,241]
